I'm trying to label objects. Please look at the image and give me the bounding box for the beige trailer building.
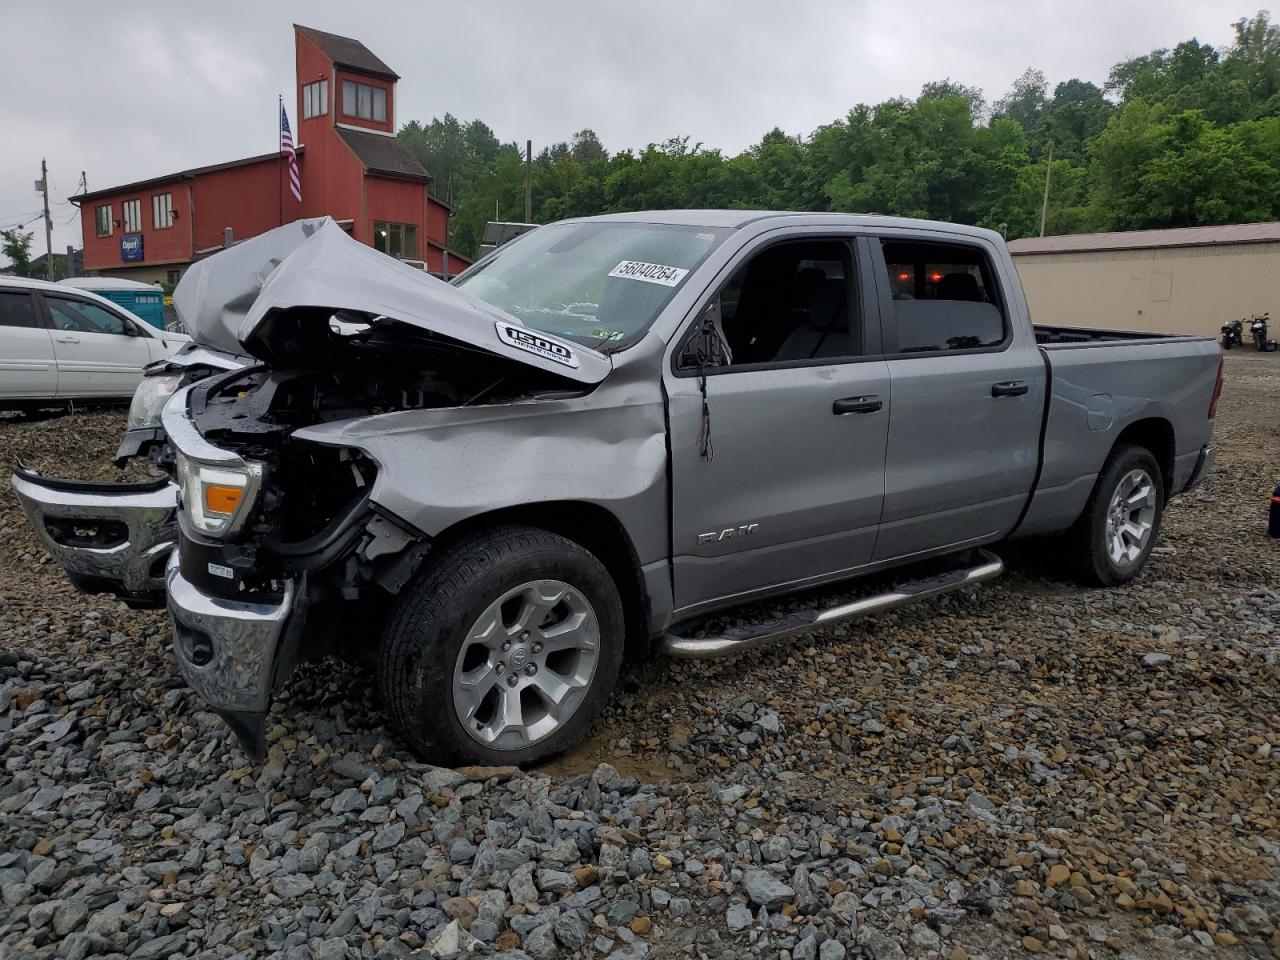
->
[1007,223,1280,337]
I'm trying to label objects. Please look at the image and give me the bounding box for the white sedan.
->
[0,276,189,408]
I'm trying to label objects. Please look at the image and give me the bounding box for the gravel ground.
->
[1,353,1277,960]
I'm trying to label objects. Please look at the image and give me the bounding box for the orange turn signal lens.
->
[203,483,244,515]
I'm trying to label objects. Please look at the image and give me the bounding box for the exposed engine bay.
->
[176,312,591,601]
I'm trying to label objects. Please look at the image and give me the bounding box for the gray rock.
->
[61,932,94,960]
[537,868,576,894]
[857,926,906,960]
[909,923,941,953]
[760,836,791,862]
[53,898,89,935]
[606,899,639,926]
[554,910,591,949]
[272,874,315,898]
[591,762,622,790]
[419,765,466,792]
[524,923,560,960]
[332,755,377,781]
[372,821,405,851]
[331,788,366,814]
[27,899,58,933]
[742,868,794,908]
[509,863,539,905]
[820,940,848,960]
[314,938,348,960]
[726,902,753,932]
[1142,652,1172,667]
[141,860,182,881]
[130,933,188,960]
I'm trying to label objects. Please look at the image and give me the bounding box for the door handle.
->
[55,336,80,344]
[833,395,883,415]
[991,380,1028,397]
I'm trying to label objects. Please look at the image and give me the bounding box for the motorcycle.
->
[1249,311,1278,352]
[1222,317,1244,349]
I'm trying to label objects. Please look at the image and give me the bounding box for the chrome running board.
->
[660,549,1004,660]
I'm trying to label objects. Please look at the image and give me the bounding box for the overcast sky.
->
[0,1,1242,259]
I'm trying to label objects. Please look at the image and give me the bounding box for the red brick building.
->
[72,25,469,286]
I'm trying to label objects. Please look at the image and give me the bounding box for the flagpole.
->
[278,94,284,227]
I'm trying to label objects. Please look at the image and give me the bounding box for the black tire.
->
[379,525,624,766]
[1067,443,1165,586]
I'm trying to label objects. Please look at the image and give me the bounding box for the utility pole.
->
[1038,141,1053,238]
[40,158,53,280]
[524,140,532,224]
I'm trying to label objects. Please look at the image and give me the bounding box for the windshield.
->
[455,221,731,349]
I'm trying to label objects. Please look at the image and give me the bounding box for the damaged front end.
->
[158,219,607,756]
[162,312,595,755]
[14,217,611,757]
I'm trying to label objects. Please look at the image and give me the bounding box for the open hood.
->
[172,218,610,385]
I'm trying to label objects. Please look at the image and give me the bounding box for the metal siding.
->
[365,176,427,259]
[192,161,295,254]
[1012,243,1280,336]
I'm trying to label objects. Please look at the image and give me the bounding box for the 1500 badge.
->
[495,322,580,368]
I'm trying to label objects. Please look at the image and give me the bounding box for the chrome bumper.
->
[10,464,177,606]
[166,553,299,715]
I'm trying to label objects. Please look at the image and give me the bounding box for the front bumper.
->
[166,554,306,757]
[10,462,177,607]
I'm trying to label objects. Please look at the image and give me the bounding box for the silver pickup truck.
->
[12,213,1222,766]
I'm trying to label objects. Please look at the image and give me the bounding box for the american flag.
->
[280,102,301,203]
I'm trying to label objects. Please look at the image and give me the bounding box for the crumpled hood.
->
[172,217,610,385]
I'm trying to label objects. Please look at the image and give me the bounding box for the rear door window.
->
[878,240,1006,353]
[0,290,42,328]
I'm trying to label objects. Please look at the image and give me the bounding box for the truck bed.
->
[1015,329,1220,539]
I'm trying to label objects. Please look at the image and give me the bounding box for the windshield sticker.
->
[608,260,689,287]
[495,322,581,368]
[588,328,624,342]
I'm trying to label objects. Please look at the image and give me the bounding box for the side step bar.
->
[660,549,1004,660]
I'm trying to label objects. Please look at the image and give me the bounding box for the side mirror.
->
[679,301,732,370]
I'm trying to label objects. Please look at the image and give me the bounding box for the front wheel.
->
[1066,444,1165,586]
[379,526,624,766]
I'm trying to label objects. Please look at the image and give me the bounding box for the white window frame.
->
[373,221,418,260]
[342,80,387,122]
[152,193,174,230]
[302,80,328,119]
[122,199,142,234]
[95,204,112,237]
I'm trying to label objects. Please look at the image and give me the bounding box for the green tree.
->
[1,229,34,277]
[993,68,1048,133]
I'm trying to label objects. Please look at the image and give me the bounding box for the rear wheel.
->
[379,526,624,766]
[1067,444,1164,586]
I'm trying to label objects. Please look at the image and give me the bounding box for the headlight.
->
[176,452,262,537]
[127,374,181,430]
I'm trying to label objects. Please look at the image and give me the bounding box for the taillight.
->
[1208,357,1224,419]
